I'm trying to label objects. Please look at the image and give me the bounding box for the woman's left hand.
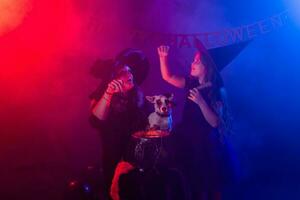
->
[188,88,205,105]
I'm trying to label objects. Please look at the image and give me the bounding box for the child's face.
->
[190,52,206,78]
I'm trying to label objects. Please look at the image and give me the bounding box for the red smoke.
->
[0,0,81,104]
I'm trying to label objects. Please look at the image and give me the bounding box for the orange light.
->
[0,0,32,36]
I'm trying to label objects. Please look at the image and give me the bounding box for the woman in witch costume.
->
[89,49,150,199]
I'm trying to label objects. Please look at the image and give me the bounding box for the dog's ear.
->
[146,96,156,103]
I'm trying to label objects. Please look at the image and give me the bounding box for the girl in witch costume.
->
[157,43,238,200]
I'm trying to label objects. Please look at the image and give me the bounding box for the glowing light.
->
[0,0,32,36]
[83,184,91,193]
[68,180,79,189]
[286,0,300,26]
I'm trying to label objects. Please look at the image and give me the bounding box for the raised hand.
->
[157,45,170,58]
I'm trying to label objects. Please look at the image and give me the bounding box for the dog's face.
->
[146,94,174,115]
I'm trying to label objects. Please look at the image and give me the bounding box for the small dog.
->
[146,93,174,132]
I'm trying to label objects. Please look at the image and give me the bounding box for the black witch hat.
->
[90,48,150,86]
[194,38,250,71]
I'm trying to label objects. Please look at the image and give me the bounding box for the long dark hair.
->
[200,52,233,139]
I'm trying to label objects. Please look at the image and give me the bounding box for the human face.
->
[190,52,207,78]
[115,65,134,92]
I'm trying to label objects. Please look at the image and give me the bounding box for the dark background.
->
[0,0,299,199]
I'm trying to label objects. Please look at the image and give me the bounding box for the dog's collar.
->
[155,112,171,118]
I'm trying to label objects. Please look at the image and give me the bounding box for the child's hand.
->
[157,45,170,58]
[188,88,205,105]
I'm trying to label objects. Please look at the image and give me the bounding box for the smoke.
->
[1,0,299,199]
[0,0,32,36]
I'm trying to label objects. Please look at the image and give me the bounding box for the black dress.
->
[90,86,149,199]
[173,77,237,199]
